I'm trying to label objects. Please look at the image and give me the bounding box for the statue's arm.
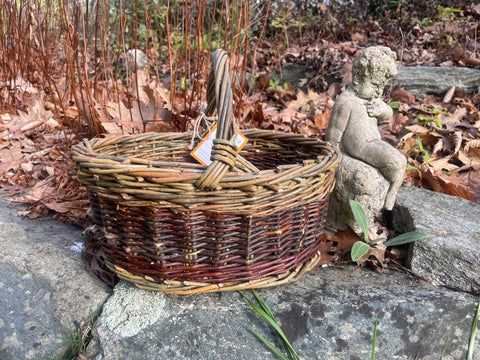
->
[367,98,393,121]
[325,97,351,148]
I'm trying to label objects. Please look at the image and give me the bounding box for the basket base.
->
[105,251,321,294]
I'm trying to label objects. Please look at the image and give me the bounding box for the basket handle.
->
[195,49,239,190]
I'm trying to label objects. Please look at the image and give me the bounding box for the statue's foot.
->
[384,193,396,210]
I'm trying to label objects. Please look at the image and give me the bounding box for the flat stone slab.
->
[88,266,479,360]
[268,63,480,98]
[0,191,111,359]
[394,66,480,97]
[269,63,308,91]
[393,186,480,293]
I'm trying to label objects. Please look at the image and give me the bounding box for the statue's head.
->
[351,46,398,99]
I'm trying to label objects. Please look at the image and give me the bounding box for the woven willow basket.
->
[72,50,340,294]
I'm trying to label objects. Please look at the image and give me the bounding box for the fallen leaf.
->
[429,157,459,173]
[457,169,480,201]
[273,108,306,124]
[439,107,467,126]
[21,120,44,132]
[20,162,34,172]
[351,32,367,44]
[101,121,123,134]
[430,127,462,155]
[405,124,430,135]
[391,85,416,105]
[266,84,296,104]
[105,100,143,134]
[443,85,455,103]
[327,82,342,99]
[0,147,24,174]
[457,149,480,169]
[45,200,89,214]
[296,123,319,137]
[390,113,410,134]
[357,244,386,269]
[132,70,151,106]
[0,112,12,121]
[471,3,480,15]
[246,102,266,129]
[287,89,327,112]
[316,227,362,266]
[30,184,57,202]
[421,166,477,203]
[314,109,331,130]
[465,139,480,154]
[45,166,55,176]
[49,149,62,159]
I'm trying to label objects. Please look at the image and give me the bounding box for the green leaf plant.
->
[268,79,280,90]
[413,105,446,129]
[349,200,428,263]
[415,137,430,166]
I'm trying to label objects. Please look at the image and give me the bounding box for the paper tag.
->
[190,124,248,166]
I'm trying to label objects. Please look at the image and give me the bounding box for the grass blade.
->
[248,326,291,360]
[239,291,286,339]
[240,291,300,360]
[251,291,298,359]
[440,328,451,360]
[371,317,378,360]
[252,290,277,321]
[467,300,480,360]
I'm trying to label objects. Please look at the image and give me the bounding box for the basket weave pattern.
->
[72,51,340,294]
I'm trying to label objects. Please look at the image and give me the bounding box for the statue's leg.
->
[355,141,407,210]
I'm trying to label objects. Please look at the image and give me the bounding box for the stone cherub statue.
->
[326,46,407,234]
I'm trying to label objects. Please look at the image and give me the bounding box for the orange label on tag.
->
[190,124,248,166]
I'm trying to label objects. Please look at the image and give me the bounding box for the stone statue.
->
[326,46,407,234]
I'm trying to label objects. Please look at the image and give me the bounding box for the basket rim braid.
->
[72,49,340,294]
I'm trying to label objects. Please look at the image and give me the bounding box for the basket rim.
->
[72,129,341,175]
[72,130,341,214]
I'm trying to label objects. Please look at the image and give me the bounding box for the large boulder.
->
[393,186,480,293]
[126,49,148,70]
[87,265,479,360]
[0,192,111,359]
[269,63,308,91]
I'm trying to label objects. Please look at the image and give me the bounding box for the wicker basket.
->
[72,50,340,294]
